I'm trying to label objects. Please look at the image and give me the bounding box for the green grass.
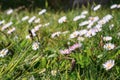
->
[0,6,120,80]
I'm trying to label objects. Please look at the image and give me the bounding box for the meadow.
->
[0,4,120,80]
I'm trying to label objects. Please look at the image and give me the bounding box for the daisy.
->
[1,22,12,31]
[110,4,118,9]
[38,9,46,15]
[51,31,61,38]
[93,4,101,11]
[69,31,79,39]
[73,15,86,21]
[26,35,31,39]
[103,60,115,70]
[0,49,9,57]
[60,49,71,54]
[69,43,82,51]
[34,18,40,23]
[81,11,88,15]
[58,16,67,24]
[117,4,120,8]
[32,42,40,50]
[28,16,36,23]
[103,43,115,50]
[79,20,90,26]
[6,9,13,15]
[21,16,29,21]
[7,27,16,34]
[103,36,112,41]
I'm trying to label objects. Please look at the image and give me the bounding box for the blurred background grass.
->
[0,0,120,11]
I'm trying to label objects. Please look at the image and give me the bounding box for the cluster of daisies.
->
[1,4,120,71]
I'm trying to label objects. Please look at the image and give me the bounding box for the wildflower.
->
[31,29,36,37]
[60,49,71,54]
[79,29,88,36]
[34,18,40,23]
[0,49,8,57]
[93,24,102,32]
[117,4,120,8]
[93,4,101,11]
[110,4,118,9]
[103,60,115,70]
[79,20,90,26]
[7,27,16,34]
[38,9,46,15]
[6,9,13,15]
[51,31,61,38]
[1,22,12,31]
[69,43,82,51]
[28,16,36,23]
[73,15,86,21]
[34,24,42,32]
[103,43,115,50]
[0,20,5,25]
[26,35,31,39]
[85,29,96,38]
[70,31,79,39]
[103,36,112,41]
[21,16,29,21]
[58,16,67,24]
[32,42,40,50]
[81,11,88,15]
[51,70,57,76]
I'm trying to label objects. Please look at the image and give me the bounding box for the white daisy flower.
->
[103,43,115,50]
[0,49,8,57]
[28,16,36,23]
[7,27,16,34]
[79,20,90,26]
[117,4,120,8]
[31,29,36,37]
[103,60,115,70]
[32,42,40,50]
[21,16,29,21]
[85,29,96,38]
[81,11,88,15]
[110,4,118,9]
[58,16,67,24]
[38,9,46,15]
[34,18,40,23]
[51,31,61,38]
[34,24,42,32]
[6,9,13,15]
[73,15,86,21]
[26,35,31,39]
[70,31,79,39]
[1,22,12,31]
[79,29,88,36]
[93,4,101,11]
[103,36,112,41]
